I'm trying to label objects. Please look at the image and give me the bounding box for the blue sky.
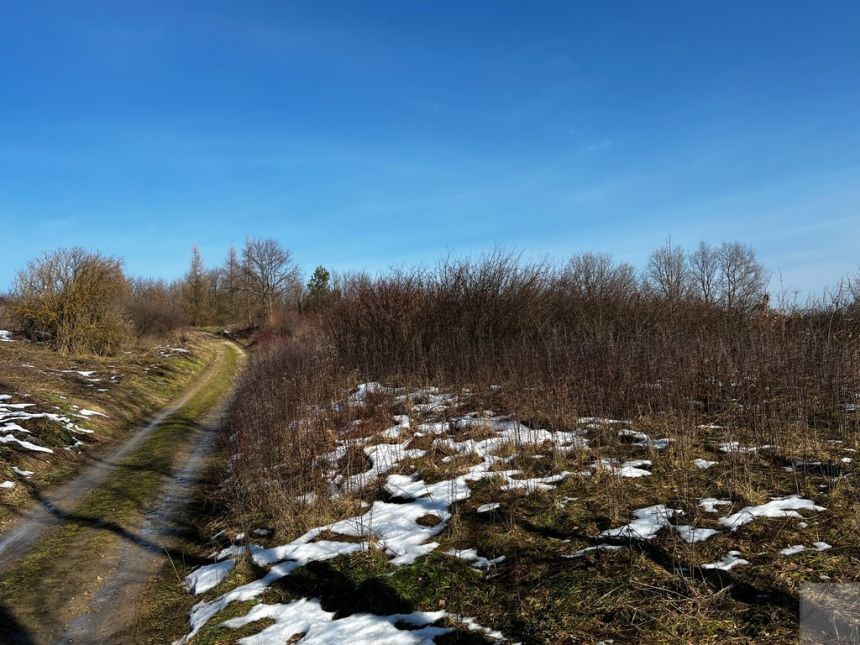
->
[1,1,859,295]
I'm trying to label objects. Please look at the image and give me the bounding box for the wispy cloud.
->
[584,140,614,153]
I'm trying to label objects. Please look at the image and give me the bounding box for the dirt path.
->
[0,339,243,644]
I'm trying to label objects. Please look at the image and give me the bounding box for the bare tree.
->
[223,245,242,323]
[182,246,208,326]
[241,237,302,321]
[848,267,860,308]
[689,241,719,305]
[716,242,768,313]
[13,248,132,355]
[644,240,690,302]
[561,253,636,302]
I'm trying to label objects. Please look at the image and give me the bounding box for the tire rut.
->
[0,341,242,645]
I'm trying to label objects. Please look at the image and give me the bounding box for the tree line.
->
[1,237,857,357]
[4,237,333,355]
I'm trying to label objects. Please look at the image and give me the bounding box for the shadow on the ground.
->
[0,438,216,642]
[0,603,37,644]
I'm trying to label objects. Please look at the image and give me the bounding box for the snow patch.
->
[446,548,506,570]
[221,597,473,645]
[718,495,825,531]
[675,525,719,543]
[702,551,749,571]
[779,544,805,556]
[0,434,53,454]
[698,498,731,513]
[600,505,679,540]
[693,459,718,470]
[185,559,236,595]
[563,543,623,559]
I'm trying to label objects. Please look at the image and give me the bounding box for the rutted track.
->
[0,339,243,644]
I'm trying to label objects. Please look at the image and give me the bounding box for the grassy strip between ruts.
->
[124,425,236,644]
[0,337,241,641]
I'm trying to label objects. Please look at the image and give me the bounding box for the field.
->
[166,376,857,643]
[164,256,860,644]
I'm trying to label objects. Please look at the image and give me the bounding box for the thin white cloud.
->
[584,140,614,153]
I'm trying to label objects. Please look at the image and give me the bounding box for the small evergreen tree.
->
[305,266,332,310]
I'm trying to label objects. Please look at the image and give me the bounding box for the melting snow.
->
[61,370,101,382]
[593,458,652,478]
[0,396,96,451]
[693,459,718,470]
[185,560,236,595]
[779,545,805,556]
[0,434,53,454]
[600,505,679,540]
[699,498,732,513]
[617,429,670,449]
[445,548,506,570]
[76,409,107,417]
[1,480,15,490]
[618,429,648,442]
[675,525,719,543]
[718,495,825,531]
[434,420,587,459]
[178,387,670,643]
[221,597,460,645]
[0,330,13,342]
[181,406,564,641]
[702,551,749,570]
[718,441,769,454]
[563,543,623,559]
[349,382,390,404]
[338,442,426,494]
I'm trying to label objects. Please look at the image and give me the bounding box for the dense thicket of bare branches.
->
[127,277,185,336]
[217,243,860,527]
[321,248,857,429]
[13,248,133,355]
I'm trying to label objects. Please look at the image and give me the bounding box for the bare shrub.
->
[127,278,186,336]
[322,249,859,435]
[13,248,133,355]
[222,333,351,533]
[0,293,12,330]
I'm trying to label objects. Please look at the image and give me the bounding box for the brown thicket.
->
[127,277,186,336]
[223,247,860,527]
